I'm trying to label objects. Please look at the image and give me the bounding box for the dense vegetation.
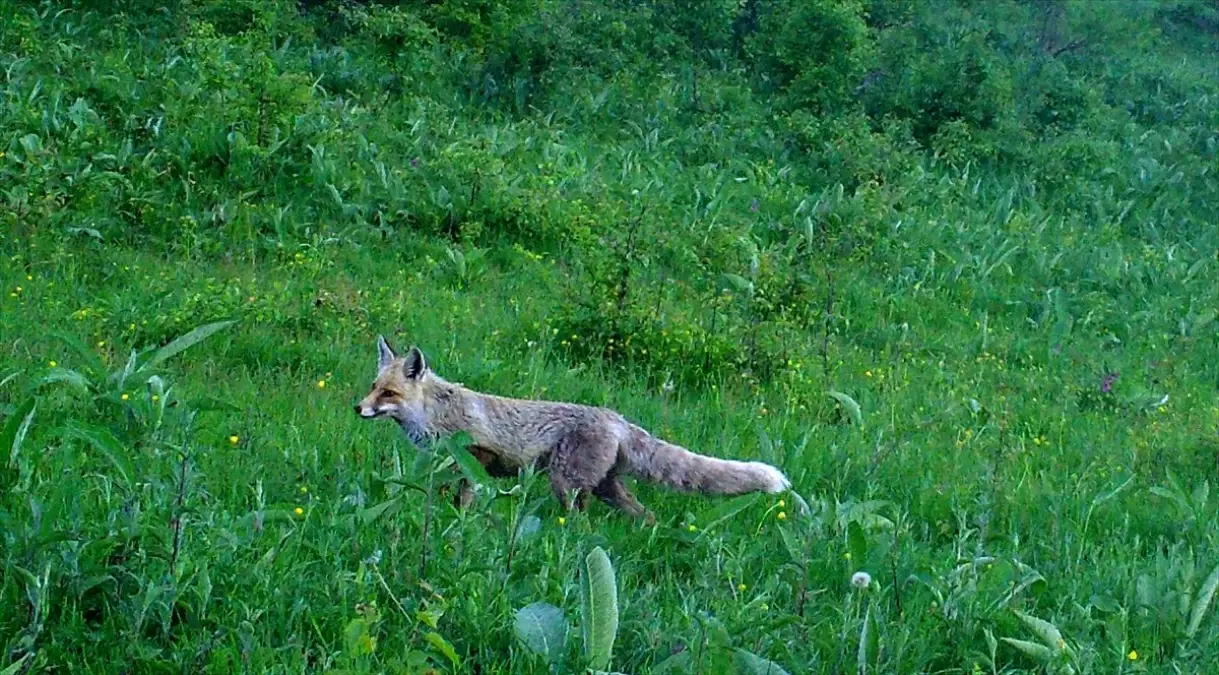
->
[2,0,1218,672]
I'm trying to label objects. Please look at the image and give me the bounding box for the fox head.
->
[354,336,430,435]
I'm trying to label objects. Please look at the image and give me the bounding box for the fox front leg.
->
[454,477,476,510]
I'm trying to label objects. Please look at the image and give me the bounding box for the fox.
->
[354,336,790,520]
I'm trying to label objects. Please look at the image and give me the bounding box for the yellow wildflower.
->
[1128,650,1138,661]
[317,379,327,389]
[558,516,566,526]
[229,435,239,445]
[294,507,304,516]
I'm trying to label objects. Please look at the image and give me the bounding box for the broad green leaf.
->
[1191,480,1209,511]
[140,320,235,372]
[359,497,402,525]
[857,606,879,674]
[580,546,619,671]
[788,490,812,519]
[650,651,692,674]
[343,618,372,655]
[425,631,461,668]
[517,514,542,539]
[826,390,863,427]
[514,602,567,663]
[449,442,494,486]
[38,367,93,394]
[0,370,21,391]
[1150,486,1189,513]
[1014,610,1065,651]
[1088,594,1121,614]
[1,654,31,675]
[63,421,133,488]
[695,493,762,535]
[721,273,754,295]
[198,564,213,619]
[848,520,868,567]
[1092,475,1135,505]
[116,349,139,388]
[777,523,805,564]
[735,648,791,675]
[3,397,36,470]
[1186,562,1219,639]
[1001,637,1053,664]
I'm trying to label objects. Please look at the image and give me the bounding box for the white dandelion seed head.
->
[851,571,872,589]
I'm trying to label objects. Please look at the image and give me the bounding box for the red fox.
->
[355,336,789,519]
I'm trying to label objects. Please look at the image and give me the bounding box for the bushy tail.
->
[623,425,790,495]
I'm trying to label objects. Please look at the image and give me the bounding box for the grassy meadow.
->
[2,0,1218,672]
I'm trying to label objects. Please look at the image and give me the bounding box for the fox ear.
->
[403,347,427,380]
[377,335,397,369]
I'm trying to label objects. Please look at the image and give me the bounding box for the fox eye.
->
[379,390,399,399]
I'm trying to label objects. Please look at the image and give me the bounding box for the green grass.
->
[2,1,1219,673]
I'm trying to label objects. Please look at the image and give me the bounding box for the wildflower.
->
[300,485,309,494]
[229,435,239,445]
[15,286,22,292]
[864,370,873,377]
[97,341,105,348]
[317,379,327,389]
[737,583,747,592]
[1128,650,1138,661]
[49,360,57,368]
[121,393,129,401]
[151,395,159,402]
[777,511,786,520]
[778,499,785,508]
[687,524,697,532]
[851,571,872,589]
[558,516,566,526]
[294,507,304,516]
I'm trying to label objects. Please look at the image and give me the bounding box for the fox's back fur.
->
[356,337,789,517]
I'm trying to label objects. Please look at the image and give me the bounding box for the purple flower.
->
[410,157,420,168]
[1101,372,1118,394]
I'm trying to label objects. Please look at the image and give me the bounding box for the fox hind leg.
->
[548,429,616,511]
[592,474,650,520]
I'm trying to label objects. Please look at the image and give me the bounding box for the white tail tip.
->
[751,462,791,493]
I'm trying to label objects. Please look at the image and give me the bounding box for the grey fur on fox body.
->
[354,336,790,518]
